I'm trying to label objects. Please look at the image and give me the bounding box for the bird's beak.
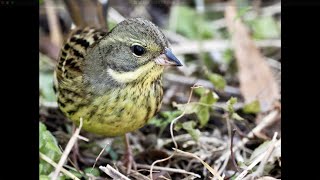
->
[154,48,183,66]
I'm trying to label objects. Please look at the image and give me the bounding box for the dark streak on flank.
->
[67,110,76,115]
[64,43,71,50]
[61,51,67,57]
[72,48,84,58]
[87,106,98,121]
[65,58,74,66]
[75,38,90,49]
[57,98,66,108]
[61,88,82,98]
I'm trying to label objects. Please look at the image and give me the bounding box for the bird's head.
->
[84,18,182,86]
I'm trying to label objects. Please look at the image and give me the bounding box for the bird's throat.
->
[107,62,164,84]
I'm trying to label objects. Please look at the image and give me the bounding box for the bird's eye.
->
[131,45,145,56]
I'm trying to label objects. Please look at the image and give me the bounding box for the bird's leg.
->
[122,133,137,174]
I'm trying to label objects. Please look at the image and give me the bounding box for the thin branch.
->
[235,133,280,180]
[164,73,240,95]
[99,164,131,180]
[108,7,125,23]
[170,39,281,55]
[91,143,109,172]
[150,85,198,179]
[173,148,223,180]
[137,164,201,178]
[52,118,84,180]
[231,129,241,172]
[45,0,63,47]
[40,152,80,180]
[215,110,280,166]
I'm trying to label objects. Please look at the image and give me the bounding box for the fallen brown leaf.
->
[225,3,280,112]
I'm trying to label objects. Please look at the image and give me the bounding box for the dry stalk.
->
[173,148,223,180]
[215,110,279,165]
[45,0,62,47]
[235,132,280,180]
[40,152,80,180]
[99,164,131,180]
[137,164,200,178]
[52,118,84,180]
[149,85,198,179]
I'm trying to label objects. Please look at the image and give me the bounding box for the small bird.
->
[54,18,182,171]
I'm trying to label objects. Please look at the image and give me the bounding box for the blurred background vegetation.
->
[40,0,281,179]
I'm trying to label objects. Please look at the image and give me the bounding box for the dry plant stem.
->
[159,133,225,149]
[118,166,151,180]
[91,143,109,172]
[52,118,83,180]
[253,133,280,177]
[150,85,197,180]
[40,153,80,180]
[170,39,281,55]
[235,133,280,180]
[45,0,62,47]
[173,148,223,180]
[63,0,83,27]
[97,0,108,29]
[108,7,125,23]
[99,165,131,180]
[164,73,240,95]
[216,115,233,179]
[231,129,241,172]
[137,164,200,178]
[215,110,279,166]
[77,135,89,142]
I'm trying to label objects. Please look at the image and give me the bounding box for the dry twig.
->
[52,118,84,180]
[215,109,280,167]
[235,133,280,180]
[137,164,201,178]
[150,85,198,179]
[45,0,63,47]
[99,164,131,180]
[40,152,80,180]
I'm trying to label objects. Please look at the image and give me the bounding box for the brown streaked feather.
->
[54,27,107,88]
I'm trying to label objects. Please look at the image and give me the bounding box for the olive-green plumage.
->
[54,18,181,136]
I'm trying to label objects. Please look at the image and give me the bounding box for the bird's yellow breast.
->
[68,80,162,136]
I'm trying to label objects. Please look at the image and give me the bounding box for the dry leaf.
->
[225,4,280,112]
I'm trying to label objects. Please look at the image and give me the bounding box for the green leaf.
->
[85,167,100,177]
[226,97,237,114]
[39,72,56,102]
[148,111,181,127]
[172,102,199,114]
[174,122,183,131]
[236,6,252,20]
[200,89,219,105]
[196,107,210,128]
[39,175,50,180]
[169,6,214,40]
[39,122,62,175]
[243,100,261,114]
[181,121,201,141]
[149,111,182,136]
[232,112,244,121]
[207,73,226,90]
[194,87,206,96]
[250,16,280,39]
[223,49,234,65]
